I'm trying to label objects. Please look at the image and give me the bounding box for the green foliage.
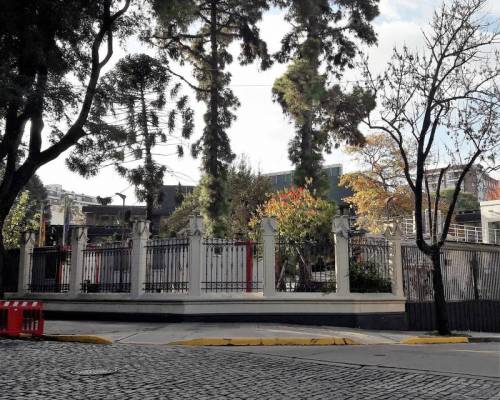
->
[441,189,479,211]
[250,186,336,242]
[149,0,272,235]
[349,260,392,293]
[162,159,272,237]
[67,53,194,226]
[272,0,379,194]
[3,192,39,249]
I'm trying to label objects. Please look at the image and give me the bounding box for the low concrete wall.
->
[7,293,407,330]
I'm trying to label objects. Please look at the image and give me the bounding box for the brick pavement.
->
[0,339,499,400]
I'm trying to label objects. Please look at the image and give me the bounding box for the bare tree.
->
[364,0,500,334]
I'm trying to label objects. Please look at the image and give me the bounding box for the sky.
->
[36,0,500,205]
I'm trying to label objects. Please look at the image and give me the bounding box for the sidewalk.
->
[42,320,500,345]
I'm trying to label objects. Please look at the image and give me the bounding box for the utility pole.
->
[115,193,127,241]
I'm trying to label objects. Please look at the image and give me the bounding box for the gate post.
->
[188,216,204,297]
[262,218,277,297]
[17,231,36,295]
[333,216,350,296]
[384,223,405,298]
[130,219,150,298]
[69,226,87,298]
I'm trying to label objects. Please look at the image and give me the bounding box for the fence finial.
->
[332,215,349,238]
[21,230,36,246]
[261,217,277,235]
[189,215,205,236]
[383,222,403,239]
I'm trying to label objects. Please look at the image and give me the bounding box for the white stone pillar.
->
[188,216,204,297]
[69,226,88,298]
[384,223,405,298]
[130,220,150,297]
[261,217,277,297]
[333,215,350,296]
[17,231,36,295]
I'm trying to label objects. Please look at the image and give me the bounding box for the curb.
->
[42,334,113,345]
[169,337,357,346]
[467,337,500,343]
[399,336,469,345]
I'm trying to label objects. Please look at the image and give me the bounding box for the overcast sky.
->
[37,0,500,205]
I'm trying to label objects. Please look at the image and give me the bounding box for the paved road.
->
[1,339,499,399]
[220,342,500,378]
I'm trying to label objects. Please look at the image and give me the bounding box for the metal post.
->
[261,217,277,297]
[17,231,36,295]
[115,193,127,241]
[188,216,204,297]
[130,219,150,297]
[69,226,87,297]
[333,215,350,296]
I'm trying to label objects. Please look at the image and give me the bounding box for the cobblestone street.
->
[1,339,499,399]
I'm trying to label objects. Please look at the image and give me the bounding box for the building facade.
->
[264,164,351,205]
[426,165,499,202]
[45,184,99,225]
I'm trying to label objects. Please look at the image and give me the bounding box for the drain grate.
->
[72,368,118,377]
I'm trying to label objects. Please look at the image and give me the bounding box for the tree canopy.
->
[67,53,194,230]
[272,0,379,194]
[0,0,132,295]
[162,158,272,237]
[148,0,272,235]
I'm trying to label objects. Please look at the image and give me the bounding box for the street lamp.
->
[115,193,127,241]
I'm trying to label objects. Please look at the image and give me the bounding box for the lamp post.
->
[115,193,127,241]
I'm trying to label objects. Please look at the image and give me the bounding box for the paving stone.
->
[0,338,499,399]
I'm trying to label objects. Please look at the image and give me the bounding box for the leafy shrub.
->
[349,260,391,293]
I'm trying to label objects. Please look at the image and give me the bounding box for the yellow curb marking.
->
[400,336,469,345]
[43,334,114,345]
[169,337,358,346]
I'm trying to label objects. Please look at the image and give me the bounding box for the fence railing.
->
[2,248,20,293]
[144,238,189,293]
[402,243,500,331]
[349,235,392,293]
[81,242,132,293]
[28,246,71,293]
[202,238,263,293]
[275,238,335,293]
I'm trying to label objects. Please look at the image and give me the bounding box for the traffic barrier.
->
[0,300,44,337]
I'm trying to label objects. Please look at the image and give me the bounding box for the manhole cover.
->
[72,368,118,376]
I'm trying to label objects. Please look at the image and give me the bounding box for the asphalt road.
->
[0,339,499,399]
[220,342,500,378]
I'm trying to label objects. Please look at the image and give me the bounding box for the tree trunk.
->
[430,249,450,335]
[0,218,6,299]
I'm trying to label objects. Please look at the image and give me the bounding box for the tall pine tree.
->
[67,54,194,232]
[148,0,272,235]
[273,0,378,195]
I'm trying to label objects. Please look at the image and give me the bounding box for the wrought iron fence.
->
[202,238,263,293]
[144,238,189,293]
[275,238,335,293]
[2,248,20,292]
[28,246,71,293]
[349,235,391,293]
[402,243,500,332]
[81,242,131,293]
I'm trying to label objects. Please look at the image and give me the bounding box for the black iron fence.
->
[2,248,20,292]
[81,242,132,293]
[202,238,263,293]
[349,235,391,293]
[275,238,335,293]
[402,243,500,332]
[28,246,71,293]
[144,238,189,293]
